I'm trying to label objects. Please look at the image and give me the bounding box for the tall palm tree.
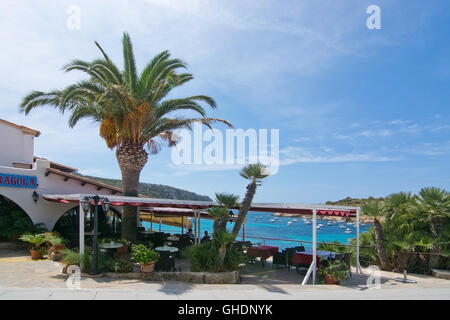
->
[231,163,269,239]
[20,33,231,241]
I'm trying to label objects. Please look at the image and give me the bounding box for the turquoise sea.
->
[143,211,371,250]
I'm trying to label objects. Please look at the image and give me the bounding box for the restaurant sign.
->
[0,173,37,189]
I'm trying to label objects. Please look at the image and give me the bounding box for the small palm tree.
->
[208,193,239,234]
[231,163,269,239]
[20,33,231,241]
[409,187,450,268]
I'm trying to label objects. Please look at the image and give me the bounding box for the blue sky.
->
[0,0,449,203]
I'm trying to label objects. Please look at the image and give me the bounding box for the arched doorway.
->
[0,194,41,241]
[53,205,122,248]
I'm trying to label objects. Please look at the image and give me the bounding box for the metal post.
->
[181,216,184,235]
[356,208,360,275]
[159,217,162,232]
[198,215,201,243]
[312,208,317,284]
[89,195,100,275]
[79,195,84,256]
[150,214,153,232]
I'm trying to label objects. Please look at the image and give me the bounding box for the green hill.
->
[79,175,212,201]
[325,196,384,207]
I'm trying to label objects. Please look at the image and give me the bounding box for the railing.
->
[238,234,375,249]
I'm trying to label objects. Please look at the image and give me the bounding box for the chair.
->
[284,247,297,269]
[272,251,288,269]
[343,252,352,277]
[232,241,243,251]
[155,251,176,272]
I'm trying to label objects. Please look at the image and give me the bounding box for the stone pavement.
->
[1,249,449,300]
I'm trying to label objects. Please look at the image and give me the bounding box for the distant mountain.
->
[325,196,384,207]
[79,175,212,201]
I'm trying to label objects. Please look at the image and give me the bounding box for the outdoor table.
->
[155,246,179,253]
[292,250,337,269]
[138,231,155,235]
[246,246,279,267]
[99,242,124,257]
[299,250,337,260]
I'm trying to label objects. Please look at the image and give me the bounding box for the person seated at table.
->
[186,228,194,239]
[201,231,211,243]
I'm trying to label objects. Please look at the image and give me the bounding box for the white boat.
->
[304,220,312,225]
[344,228,352,233]
[292,219,298,222]
[269,219,276,222]
[338,224,346,229]
[317,223,324,227]
[327,222,333,226]
[287,221,293,226]
[316,225,322,229]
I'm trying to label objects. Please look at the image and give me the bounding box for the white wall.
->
[0,123,34,166]
[0,158,118,230]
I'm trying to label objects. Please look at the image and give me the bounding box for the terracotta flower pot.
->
[140,261,155,274]
[30,249,42,260]
[52,244,65,253]
[117,244,128,255]
[324,274,340,285]
[9,234,20,242]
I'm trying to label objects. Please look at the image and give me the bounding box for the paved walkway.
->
[1,249,449,300]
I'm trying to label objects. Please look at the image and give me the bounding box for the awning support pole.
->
[301,260,315,285]
[181,216,184,235]
[312,208,317,284]
[356,208,361,275]
[79,195,85,256]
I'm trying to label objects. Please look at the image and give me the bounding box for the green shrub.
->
[19,233,46,250]
[108,260,134,273]
[61,248,112,273]
[184,242,244,272]
[319,260,349,282]
[131,244,159,265]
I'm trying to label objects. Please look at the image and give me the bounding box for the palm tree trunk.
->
[428,215,443,270]
[116,142,148,242]
[373,218,392,270]
[232,182,256,239]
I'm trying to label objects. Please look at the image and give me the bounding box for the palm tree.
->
[231,163,269,239]
[208,193,239,234]
[362,201,392,270]
[20,33,231,241]
[410,187,450,268]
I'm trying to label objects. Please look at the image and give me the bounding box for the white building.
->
[0,118,122,231]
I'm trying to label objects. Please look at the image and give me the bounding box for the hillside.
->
[79,175,212,201]
[325,196,384,207]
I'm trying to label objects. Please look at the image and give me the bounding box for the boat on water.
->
[287,221,293,226]
[338,224,346,229]
[304,220,312,225]
[269,219,276,222]
[316,225,322,229]
[327,222,333,226]
[344,228,352,233]
[292,219,298,222]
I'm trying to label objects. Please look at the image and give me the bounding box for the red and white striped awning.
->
[42,194,359,217]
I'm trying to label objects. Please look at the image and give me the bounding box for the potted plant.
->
[19,233,47,259]
[116,239,131,255]
[131,244,159,273]
[320,260,348,285]
[45,234,66,253]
